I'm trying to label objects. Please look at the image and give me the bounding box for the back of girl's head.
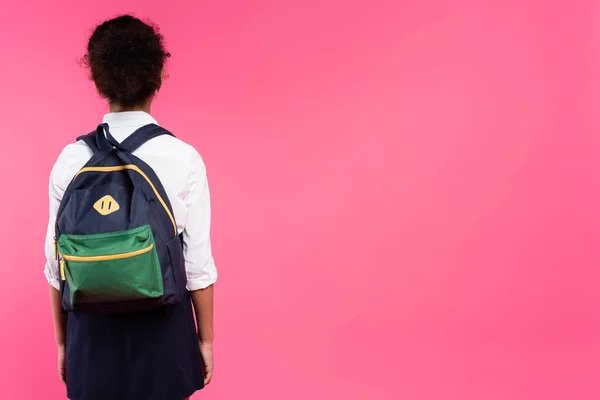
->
[83,15,170,107]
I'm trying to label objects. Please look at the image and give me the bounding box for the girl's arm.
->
[49,286,66,345]
[191,285,214,343]
[45,149,76,384]
[184,149,218,385]
[191,285,215,385]
[50,285,67,384]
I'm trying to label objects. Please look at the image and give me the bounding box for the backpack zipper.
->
[74,164,177,236]
[59,243,155,280]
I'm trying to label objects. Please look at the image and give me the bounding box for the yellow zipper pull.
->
[59,257,66,281]
[54,240,58,260]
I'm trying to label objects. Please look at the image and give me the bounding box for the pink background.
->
[0,1,599,399]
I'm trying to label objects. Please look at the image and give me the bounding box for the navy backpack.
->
[54,123,187,314]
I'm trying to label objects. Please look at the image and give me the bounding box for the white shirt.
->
[44,111,218,291]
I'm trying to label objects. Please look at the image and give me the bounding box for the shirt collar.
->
[102,111,159,128]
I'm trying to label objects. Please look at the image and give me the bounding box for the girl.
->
[44,15,217,400]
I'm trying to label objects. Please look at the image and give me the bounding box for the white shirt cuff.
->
[45,267,61,290]
[186,258,218,291]
[186,276,217,291]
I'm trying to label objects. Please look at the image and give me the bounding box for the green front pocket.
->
[58,225,164,305]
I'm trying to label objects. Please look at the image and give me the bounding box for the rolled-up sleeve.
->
[44,155,66,290]
[182,148,218,291]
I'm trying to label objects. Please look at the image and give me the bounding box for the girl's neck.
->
[109,100,152,114]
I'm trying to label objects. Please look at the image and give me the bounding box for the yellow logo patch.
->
[93,195,120,216]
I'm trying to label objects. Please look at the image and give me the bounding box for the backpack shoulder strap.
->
[120,124,175,153]
[76,131,105,154]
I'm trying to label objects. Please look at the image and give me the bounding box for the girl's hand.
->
[199,341,214,385]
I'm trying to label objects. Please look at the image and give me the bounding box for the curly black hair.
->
[82,15,171,107]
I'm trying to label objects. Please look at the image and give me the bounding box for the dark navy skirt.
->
[65,292,204,400]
